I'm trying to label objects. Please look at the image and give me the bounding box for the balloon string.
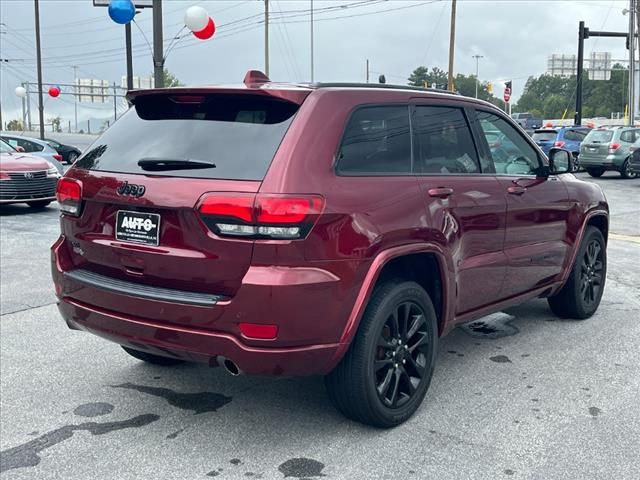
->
[132,19,154,58]
[164,26,188,61]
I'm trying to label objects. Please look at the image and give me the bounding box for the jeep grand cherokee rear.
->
[53,73,608,428]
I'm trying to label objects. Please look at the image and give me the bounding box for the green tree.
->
[408,66,448,89]
[48,116,62,133]
[163,69,184,87]
[6,119,23,131]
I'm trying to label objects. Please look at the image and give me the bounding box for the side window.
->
[563,129,580,141]
[620,129,639,143]
[412,106,480,174]
[4,138,19,148]
[17,139,42,152]
[337,106,411,174]
[476,110,542,176]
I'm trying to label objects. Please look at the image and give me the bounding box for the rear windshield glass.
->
[74,94,299,180]
[585,130,613,143]
[532,131,557,141]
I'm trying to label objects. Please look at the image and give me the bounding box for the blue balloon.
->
[108,0,135,25]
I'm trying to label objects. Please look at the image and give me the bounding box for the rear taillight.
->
[197,193,324,240]
[53,154,63,162]
[56,178,82,216]
[608,143,621,152]
[553,141,566,148]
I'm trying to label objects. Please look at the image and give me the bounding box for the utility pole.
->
[26,83,32,130]
[21,82,27,129]
[310,0,314,82]
[153,0,164,88]
[447,0,457,91]
[366,59,370,83]
[113,83,118,122]
[34,0,45,139]
[629,0,636,125]
[72,66,78,132]
[472,54,483,98]
[125,22,134,89]
[576,21,585,126]
[264,0,269,77]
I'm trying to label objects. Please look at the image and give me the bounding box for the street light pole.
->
[473,54,483,98]
[310,0,314,82]
[34,0,45,139]
[153,0,164,88]
[447,0,457,91]
[72,66,78,132]
[264,0,269,77]
[629,0,636,125]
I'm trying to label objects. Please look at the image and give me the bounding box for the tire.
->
[548,226,606,319]
[27,200,51,209]
[67,152,78,165]
[121,346,184,366]
[571,153,580,172]
[620,159,638,179]
[325,281,438,428]
[587,168,605,178]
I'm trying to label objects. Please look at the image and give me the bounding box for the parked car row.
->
[579,126,639,179]
[0,138,61,208]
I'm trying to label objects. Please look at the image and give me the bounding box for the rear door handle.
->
[507,185,527,195]
[428,187,454,198]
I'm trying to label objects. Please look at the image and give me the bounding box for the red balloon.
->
[48,86,60,98]
[193,17,215,40]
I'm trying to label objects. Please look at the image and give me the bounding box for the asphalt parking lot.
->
[1,172,639,480]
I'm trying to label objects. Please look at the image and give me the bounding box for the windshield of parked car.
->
[74,93,299,180]
[532,131,557,141]
[585,130,614,143]
[0,139,16,154]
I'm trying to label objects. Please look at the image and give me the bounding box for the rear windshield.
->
[532,131,557,141]
[74,94,299,180]
[585,130,613,143]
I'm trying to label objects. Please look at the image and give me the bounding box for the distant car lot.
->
[0,171,638,479]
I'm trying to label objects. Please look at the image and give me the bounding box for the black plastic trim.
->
[64,269,227,307]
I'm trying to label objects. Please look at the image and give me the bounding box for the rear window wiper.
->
[137,157,216,171]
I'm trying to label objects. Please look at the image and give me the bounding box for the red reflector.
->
[553,141,565,148]
[239,323,278,340]
[256,196,324,224]
[53,154,63,162]
[199,195,255,223]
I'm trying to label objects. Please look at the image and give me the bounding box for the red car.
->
[0,138,60,208]
[51,72,609,427]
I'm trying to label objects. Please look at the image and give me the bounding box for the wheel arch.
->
[330,244,453,368]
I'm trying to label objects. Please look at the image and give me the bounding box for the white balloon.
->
[15,86,27,98]
[184,6,209,32]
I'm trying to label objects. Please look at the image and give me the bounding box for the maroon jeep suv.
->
[52,72,608,427]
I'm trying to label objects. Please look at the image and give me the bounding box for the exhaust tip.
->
[221,358,241,376]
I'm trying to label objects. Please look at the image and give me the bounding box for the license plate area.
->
[115,210,161,246]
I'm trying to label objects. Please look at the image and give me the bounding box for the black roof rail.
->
[309,82,459,95]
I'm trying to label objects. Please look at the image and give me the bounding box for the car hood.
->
[0,152,52,171]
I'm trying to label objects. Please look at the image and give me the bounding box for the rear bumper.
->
[579,154,622,169]
[51,236,359,376]
[58,298,341,376]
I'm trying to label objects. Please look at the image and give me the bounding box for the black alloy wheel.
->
[580,238,605,308]
[374,301,430,408]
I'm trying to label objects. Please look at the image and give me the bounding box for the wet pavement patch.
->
[166,428,185,439]
[278,458,326,478]
[460,313,519,339]
[589,406,602,417]
[0,414,159,473]
[111,383,232,414]
[489,355,512,363]
[504,469,515,475]
[73,402,114,418]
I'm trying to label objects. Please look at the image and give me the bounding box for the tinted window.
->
[412,106,480,174]
[337,106,411,174]
[74,94,298,180]
[563,129,587,141]
[532,131,557,142]
[620,129,639,143]
[585,130,613,143]
[477,110,541,175]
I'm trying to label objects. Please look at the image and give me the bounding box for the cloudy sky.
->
[0,0,634,126]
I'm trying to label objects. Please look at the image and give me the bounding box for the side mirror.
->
[548,148,571,174]
[15,146,26,153]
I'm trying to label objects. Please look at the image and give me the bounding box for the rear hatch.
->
[63,90,306,298]
[580,129,614,161]
[532,130,557,154]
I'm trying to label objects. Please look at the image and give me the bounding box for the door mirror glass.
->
[548,148,571,174]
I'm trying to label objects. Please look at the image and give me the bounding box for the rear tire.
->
[27,200,51,209]
[620,159,638,179]
[548,226,606,319]
[587,168,605,178]
[325,281,438,428]
[122,346,184,366]
[571,153,580,172]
